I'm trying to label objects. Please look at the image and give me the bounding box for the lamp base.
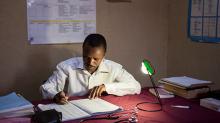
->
[136,102,162,112]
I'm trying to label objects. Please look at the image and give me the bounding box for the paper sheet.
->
[162,76,212,88]
[27,0,96,44]
[71,98,121,115]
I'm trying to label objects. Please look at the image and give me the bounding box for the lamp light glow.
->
[141,59,155,76]
[141,62,149,75]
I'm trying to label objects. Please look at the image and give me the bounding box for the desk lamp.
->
[136,59,162,112]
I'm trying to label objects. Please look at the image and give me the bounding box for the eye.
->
[84,56,91,61]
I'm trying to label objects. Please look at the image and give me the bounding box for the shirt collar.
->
[76,58,84,69]
[97,59,109,73]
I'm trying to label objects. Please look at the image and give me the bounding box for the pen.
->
[171,105,190,109]
[64,99,69,104]
[61,97,69,104]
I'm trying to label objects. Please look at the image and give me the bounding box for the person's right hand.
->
[53,91,69,104]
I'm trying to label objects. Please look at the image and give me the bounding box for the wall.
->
[0,0,168,100]
[168,0,220,90]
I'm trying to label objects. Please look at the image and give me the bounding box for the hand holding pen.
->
[53,91,69,104]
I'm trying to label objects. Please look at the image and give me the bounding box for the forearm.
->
[40,83,59,99]
[40,65,68,99]
[104,81,141,96]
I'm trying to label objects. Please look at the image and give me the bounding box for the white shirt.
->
[40,57,141,99]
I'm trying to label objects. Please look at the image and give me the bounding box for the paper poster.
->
[190,18,203,36]
[203,18,216,37]
[27,0,96,44]
[188,0,220,42]
[191,0,203,16]
[203,0,218,16]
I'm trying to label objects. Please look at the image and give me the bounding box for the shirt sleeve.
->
[40,64,67,99]
[104,67,141,96]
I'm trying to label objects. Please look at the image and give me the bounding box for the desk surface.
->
[1,88,220,123]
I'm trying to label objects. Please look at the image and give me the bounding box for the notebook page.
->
[71,98,121,115]
[38,103,91,121]
[162,76,212,87]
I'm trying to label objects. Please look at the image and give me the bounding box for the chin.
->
[88,67,97,73]
[89,68,96,71]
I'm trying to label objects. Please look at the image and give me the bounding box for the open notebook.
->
[37,98,122,121]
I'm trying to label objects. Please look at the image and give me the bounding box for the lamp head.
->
[141,59,155,76]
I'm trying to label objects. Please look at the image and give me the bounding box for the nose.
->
[88,58,95,66]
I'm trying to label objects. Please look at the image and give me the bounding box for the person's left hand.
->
[89,84,106,99]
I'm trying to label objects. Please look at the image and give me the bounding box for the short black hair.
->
[83,34,107,52]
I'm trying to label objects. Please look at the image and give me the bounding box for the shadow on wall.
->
[13,46,81,100]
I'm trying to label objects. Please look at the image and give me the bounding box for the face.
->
[83,45,105,74]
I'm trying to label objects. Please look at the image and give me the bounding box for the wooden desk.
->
[1,88,219,123]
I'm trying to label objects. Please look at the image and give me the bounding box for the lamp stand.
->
[136,75,162,112]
